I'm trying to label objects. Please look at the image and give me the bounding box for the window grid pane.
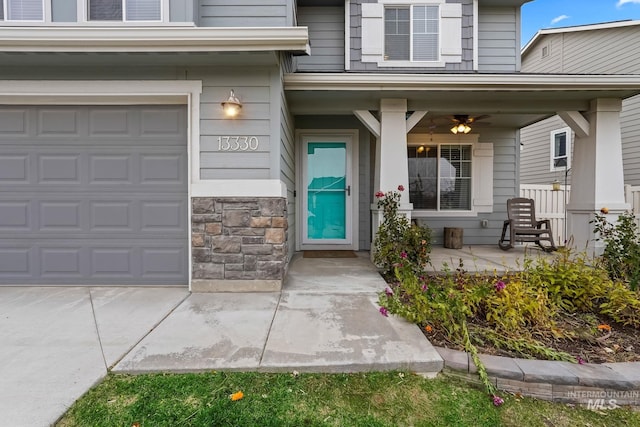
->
[553,132,568,168]
[408,146,438,210]
[440,145,471,211]
[126,0,161,21]
[385,6,410,60]
[89,0,123,20]
[413,5,439,61]
[0,1,4,20]
[7,0,43,21]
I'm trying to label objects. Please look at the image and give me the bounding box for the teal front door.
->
[301,134,355,248]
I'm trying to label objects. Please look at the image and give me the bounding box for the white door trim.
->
[295,129,359,251]
[0,80,202,288]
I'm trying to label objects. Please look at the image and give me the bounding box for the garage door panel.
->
[0,248,30,275]
[0,109,27,134]
[0,201,30,229]
[0,105,188,286]
[38,109,80,136]
[90,155,132,183]
[40,247,82,277]
[0,155,29,181]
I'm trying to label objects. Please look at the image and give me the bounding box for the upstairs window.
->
[385,5,439,62]
[361,0,461,68]
[89,0,161,22]
[550,128,571,171]
[1,0,44,21]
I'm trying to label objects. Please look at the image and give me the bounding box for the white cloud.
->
[618,0,640,7]
[551,14,570,24]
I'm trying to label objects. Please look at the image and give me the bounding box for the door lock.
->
[346,185,351,196]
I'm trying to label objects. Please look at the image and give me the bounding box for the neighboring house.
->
[0,0,638,291]
[521,20,640,187]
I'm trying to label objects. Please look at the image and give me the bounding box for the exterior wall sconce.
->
[552,180,561,191]
[221,90,242,117]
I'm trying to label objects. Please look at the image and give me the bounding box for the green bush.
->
[373,186,431,279]
[592,211,640,291]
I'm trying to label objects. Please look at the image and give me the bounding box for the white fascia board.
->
[522,20,640,55]
[284,73,640,92]
[0,27,310,54]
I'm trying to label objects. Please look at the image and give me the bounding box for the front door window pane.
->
[307,142,347,240]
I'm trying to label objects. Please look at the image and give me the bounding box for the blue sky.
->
[521,0,640,46]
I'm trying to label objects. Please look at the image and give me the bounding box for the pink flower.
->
[577,356,585,365]
[397,185,405,192]
[492,395,504,406]
[494,281,506,292]
[379,307,389,317]
[375,191,385,198]
[384,287,394,296]
[400,251,408,259]
[421,284,428,292]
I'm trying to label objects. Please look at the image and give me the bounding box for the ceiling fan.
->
[450,114,490,134]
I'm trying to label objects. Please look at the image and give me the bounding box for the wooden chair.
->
[498,197,557,252]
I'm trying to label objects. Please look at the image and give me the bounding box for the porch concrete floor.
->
[429,244,557,273]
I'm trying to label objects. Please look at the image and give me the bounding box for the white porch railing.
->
[519,184,640,244]
[519,184,571,245]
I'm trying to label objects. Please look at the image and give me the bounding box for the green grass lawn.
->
[57,371,640,427]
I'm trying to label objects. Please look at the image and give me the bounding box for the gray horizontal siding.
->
[188,67,273,180]
[279,74,296,260]
[477,6,517,72]
[199,0,287,27]
[296,7,345,72]
[621,95,640,186]
[416,129,519,245]
[519,116,571,185]
[521,34,563,73]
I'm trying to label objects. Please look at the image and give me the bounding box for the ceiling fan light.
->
[450,125,459,134]
[463,124,472,134]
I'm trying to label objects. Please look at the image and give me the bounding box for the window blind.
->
[7,0,43,21]
[413,5,438,62]
[126,0,160,21]
[384,7,410,60]
[89,0,123,20]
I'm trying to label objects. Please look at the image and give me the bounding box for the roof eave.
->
[0,26,311,54]
[284,73,640,93]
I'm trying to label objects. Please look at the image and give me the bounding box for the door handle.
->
[346,185,351,196]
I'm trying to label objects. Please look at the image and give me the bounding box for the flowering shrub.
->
[592,211,640,291]
[373,186,431,279]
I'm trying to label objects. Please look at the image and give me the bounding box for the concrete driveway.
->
[0,252,441,426]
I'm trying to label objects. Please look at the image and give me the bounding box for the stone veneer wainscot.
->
[191,197,288,292]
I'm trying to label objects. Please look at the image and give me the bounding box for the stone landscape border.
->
[435,347,640,408]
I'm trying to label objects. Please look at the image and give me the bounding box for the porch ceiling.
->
[284,73,640,129]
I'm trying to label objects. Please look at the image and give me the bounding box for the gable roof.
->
[522,19,640,56]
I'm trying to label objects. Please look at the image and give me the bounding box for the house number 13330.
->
[217,136,259,151]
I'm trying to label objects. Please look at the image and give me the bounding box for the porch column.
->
[371,99,413,243]
[566,98,629,253]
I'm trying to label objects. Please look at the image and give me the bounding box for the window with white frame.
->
[0,0,166,22]
[384,5,439,62]
[550,128,571,171]
[361,0,461,67]
[408,144,472,211]
[89,0,161,21]
[1,0,44,21]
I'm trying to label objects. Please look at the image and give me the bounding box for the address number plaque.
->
[217,136,260,151]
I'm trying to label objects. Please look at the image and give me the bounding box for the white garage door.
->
[0,105,189,285]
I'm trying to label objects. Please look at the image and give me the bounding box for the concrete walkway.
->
[0,252,441,427]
